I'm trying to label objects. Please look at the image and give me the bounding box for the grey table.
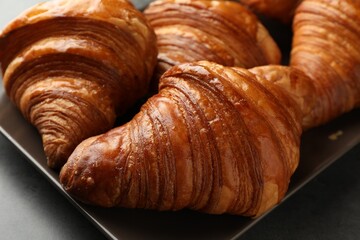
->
[1,1,360,239]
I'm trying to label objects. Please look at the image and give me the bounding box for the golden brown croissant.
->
[60,61,304,217]
[144,0,281,81]
[249,65,316,130]
[0,0,157,168]
[291,0,360,127]
[238,0,302,23]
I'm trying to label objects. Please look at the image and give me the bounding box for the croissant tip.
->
[59,159,95,205]
[59,162,73,190]
[59,136,122,207]
[43,141,72,169]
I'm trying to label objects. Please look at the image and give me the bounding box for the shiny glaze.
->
[249,65,317,129]
[0,0,157,168]
[291,0,360,127]
[60,61,302,217]
[144,0,281,82]
[238,0,303,23]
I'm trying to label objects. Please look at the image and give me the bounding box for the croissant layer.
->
[144,0,281,81]
[0,0,157,168]
[291,0,360,127]
[238,0,302,23]
[60,61,302,217]
[249,65,317,130]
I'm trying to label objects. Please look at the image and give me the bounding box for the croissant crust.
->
[238,0,302,23]
[144,0,281,81]
[291,0,360,127]
[60,61,302,217]
[0,0,158,168]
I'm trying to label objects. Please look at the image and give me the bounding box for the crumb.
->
[328,130,343,141]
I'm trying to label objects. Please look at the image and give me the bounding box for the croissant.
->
[60,61,305,217]
[291,0,360,127]
[0,0,157,168]
[249,65,316,130]
[143,0,281,82]
[238,0,302,23]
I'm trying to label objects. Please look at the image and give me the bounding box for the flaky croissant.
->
[238,0,302,23]
[291,0,360,127]
[144,0,281,81]
[249,65,316,130]
[60,61,305,217]
[0,0,157,168]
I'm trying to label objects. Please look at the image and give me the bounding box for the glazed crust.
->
[144,0,281,81]
[238,0,303,23]
[249,65,317,130]
[60,61,302,217]
[0,0,158,168]
[291,0,360,127]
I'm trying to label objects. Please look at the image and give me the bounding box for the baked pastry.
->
[238,0,302,23]
[249,65,316,130]
[291,0,360,127]
[60,61,304,217]
[144,0,281,82]
[0,0,157,168]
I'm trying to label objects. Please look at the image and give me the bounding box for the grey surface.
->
[0,134,107,240]
[243,144,360,240]
[1,0,360,240]
[1,126,360,240]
